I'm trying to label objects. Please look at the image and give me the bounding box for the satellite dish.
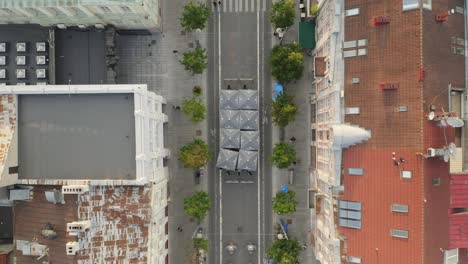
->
[428,111,435,120]
[447,117,464,128]
[440,119,448,126]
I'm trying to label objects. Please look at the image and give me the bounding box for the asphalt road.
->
[207,0,273,263]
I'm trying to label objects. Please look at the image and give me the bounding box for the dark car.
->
[194,169,201,184]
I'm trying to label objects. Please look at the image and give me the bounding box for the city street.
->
[207,0,273,263]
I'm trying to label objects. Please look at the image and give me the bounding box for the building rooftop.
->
[18,93,136,180]
[13,185,151,264]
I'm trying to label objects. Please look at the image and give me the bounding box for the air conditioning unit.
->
[62,185,89,194]
[427,148,445,157]
[45,190,65,204]
[66,242,80,255]
[67,221,91,235]
[77,24,87,29]
[95,23,105,29]
[16,240,47,256]
[56,24,66,29]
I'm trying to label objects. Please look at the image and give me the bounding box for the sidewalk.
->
[115,0,209,263]
[270,0,318,263]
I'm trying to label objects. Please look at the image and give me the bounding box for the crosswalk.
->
[212,0,267,13]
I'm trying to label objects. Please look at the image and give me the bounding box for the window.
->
[348,168,364,176]
[347,256,362,264]
[423,0,432,10]
[346,107,360,114]
[339,200,362,229]
[345,8,359,16]
[391,229,409,238]
[456,6,464,14]
[432,177,441,186]
[9,166,18,174]
[399,106,408,112]
[121,6,133,13]
[444,248,459,264]
[392,204,409,213]
[357,39,368,46]
[401,170,412,179]
[352,78,360,84]
[357,48,367,56]
[344,40,357,48]
[403,0,419,11]
[344,50,357,58]
[100,6,112,13]
[456,47,464,55]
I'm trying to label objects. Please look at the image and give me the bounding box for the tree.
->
[193,85,202,96]
[272,143,296,169]
[184,191,211,222]
[181,47,208,75]
[272,190,298,215]
[179,139,210,168]
[270,43,304,84]
[272,92,298,128]
[193,238,209,251]
[270,0,295,29]
[180,1,211,32]
[182,96,206,124]
[310,3,319,17]
[267,238,301,264]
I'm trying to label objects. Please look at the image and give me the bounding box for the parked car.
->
[194,169,201,184]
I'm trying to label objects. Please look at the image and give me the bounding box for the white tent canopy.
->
[220,129,241,149]
[220,90,239,110]
[238,90,258,110]
[237,150,258,171]
[216,149,239,171]
[241,131,259,151]
[239,110,259,131]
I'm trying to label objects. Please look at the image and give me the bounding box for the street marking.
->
[229,0,233,12]
[257,0,261,12]
[223,0,227,12]
[256,11,261,264]
[239,0,243,12]
[262,0,266,11]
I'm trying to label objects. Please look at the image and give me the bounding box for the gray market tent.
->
[238,90,258,110]
[239,110,259,131]
[216,148,239,171]
[220,129,241,149]
[220,110,241,129]
[237,150,258,171]
[220,90,239,110]
[240,131,259,151]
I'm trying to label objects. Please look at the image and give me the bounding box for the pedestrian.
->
[218,0,222,4]
[212,0,217,5]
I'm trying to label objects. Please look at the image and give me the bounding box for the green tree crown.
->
[272,92,298,128]
[267,238,301,264]
[181,47,208,75]
[180,2,211,32]
[184,191,211,222]
[272,190,298,215]
[182,96,206,124]
[179,139,210,169]
[270,43,304,84]
[193,238,209,251]
[271,143,296,169]
[270,0,296,29]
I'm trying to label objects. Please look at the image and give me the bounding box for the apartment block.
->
[0,84,170,263]
[311,0,468,263]
[0,0,161,32]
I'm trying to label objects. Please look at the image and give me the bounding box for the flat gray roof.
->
[18,94,136,180]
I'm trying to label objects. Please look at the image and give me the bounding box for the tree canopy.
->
[270,43,304,84]
[181,47,208,75]
[182,96,206,124]
[180,1,211,32]
[184,191,211,222]
[272,190,298,215]
[179,139,210,169]
[193,238,209,251]
[272,92,298,128]
[267,238,302,264]
[272,143,296,169]
[270,0,296,29]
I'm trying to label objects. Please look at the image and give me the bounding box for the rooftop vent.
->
[62,185,89,194]
[67,221,91,235]
[66,241,80,255]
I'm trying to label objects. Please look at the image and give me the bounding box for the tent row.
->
[220,110,259,130]
[216,149,258,171]
[220,90,258,110]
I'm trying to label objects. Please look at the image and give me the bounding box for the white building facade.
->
[0,0,161,32]
[311,1,370,263]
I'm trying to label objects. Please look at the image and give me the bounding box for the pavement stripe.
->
[223,0,227,12]
[251,0,254,12]
[239,0,243,12]
[236,0,239,12]
[229,0,233,12]
[257,0,261,12]
[262,0,266,11]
